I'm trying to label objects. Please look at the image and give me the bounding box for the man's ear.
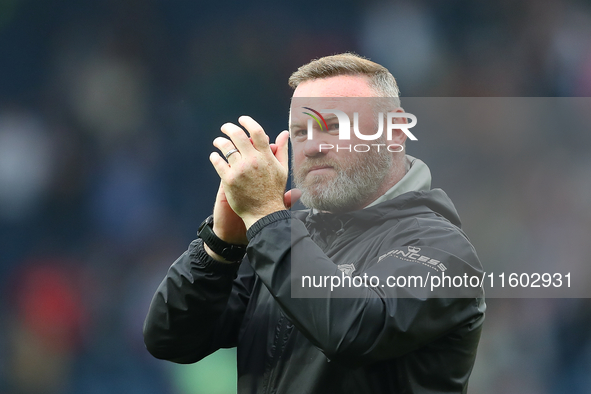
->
[388,107,408,146]
[394,107,408,121]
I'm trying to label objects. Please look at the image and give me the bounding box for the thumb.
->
[284,188,302,209]
[274,130,290,169]
[215,181,227,202]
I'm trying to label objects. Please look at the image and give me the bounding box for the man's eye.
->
[292,129,307,139]
[327,123,339,133]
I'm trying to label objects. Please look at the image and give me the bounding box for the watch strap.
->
[197,215,246,262]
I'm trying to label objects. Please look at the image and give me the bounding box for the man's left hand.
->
[210,116,290,229]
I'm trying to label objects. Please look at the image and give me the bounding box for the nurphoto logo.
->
[301,107,417,153]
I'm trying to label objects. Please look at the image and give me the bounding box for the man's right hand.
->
[201,182,248,264]
[212,182,248,246]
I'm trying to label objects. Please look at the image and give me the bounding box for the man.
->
[143,53,485,393]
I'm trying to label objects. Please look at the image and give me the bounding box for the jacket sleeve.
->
[245,210,485,366]
[143,238,254,363]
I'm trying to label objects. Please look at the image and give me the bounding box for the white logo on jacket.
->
[378,246,448,272]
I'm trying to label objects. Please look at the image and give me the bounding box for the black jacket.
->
[143,189,485,393]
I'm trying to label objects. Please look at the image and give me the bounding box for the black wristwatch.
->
[197,215,247,262]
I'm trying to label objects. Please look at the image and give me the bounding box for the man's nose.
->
[302,137,331,158]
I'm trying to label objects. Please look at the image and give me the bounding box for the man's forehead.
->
[292,75,375,98]
[289,96,377,120]
[291,97,354,109]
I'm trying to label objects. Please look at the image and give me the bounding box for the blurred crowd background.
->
[1,0,590,393]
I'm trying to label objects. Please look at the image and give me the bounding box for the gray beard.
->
[292,150,394,213]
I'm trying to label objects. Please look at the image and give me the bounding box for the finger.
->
[269,143,278,156]
[249,136,269,145]
[284,188,302,209]
[239,116,270,152]
[209,152,230,179]
[213,137,241,163]
[212,136,237,154]
[274,130,290,169]
[221,122,256,154]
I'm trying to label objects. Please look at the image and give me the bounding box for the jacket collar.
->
[364,155,432,209]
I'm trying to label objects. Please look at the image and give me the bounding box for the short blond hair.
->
[288,53,400,106]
